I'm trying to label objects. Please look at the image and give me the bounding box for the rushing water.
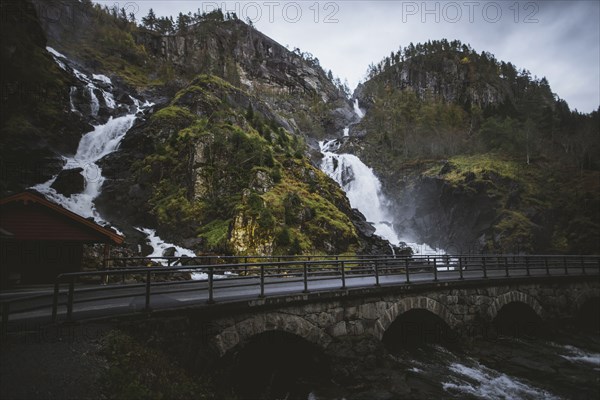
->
[311,100,600,400]
[293,323,600,400]
[319,101,437,255]
[320,140,401,245]
[33,47,196,258]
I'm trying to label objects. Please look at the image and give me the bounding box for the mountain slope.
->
[97,74,385,254]
[349,40,599,254]
[33,0,355,140]
[2,0,388,256]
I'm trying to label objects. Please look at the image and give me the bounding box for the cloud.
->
[96,0,599,112]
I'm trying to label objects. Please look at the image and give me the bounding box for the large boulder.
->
[50,168,84,196]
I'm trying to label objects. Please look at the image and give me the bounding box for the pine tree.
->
[141,8,157,30]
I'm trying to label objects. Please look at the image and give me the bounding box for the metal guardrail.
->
[1,254,599,324]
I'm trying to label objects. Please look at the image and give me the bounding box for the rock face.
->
[391,175,500,253]
[50,168,84,196]
[96,75,386,255]
[133,18,355,141]
[0,1,92,195]
[355,42,510,111]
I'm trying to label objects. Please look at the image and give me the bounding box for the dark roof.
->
[0,191,124,244]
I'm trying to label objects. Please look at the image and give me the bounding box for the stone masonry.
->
[210,279,599,355]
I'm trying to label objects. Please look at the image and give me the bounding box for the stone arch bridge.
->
[120,275,599,357]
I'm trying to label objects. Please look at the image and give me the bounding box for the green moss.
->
[149,183,204,233]
[260,160,358,254]
[491,211,536,253]
[198,219,231,250]
[152,105,197,123]
[131,73,362,255]
[172,85,222,108]
[427,154,524,183]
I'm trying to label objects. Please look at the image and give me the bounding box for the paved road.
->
[2,263,594,323]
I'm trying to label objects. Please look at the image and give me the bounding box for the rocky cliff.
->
[3,0,389,256]
[33,0,356,141]
[96,74,389,255]
[0,1,94,193]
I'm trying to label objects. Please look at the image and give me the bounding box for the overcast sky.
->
[96,1,600,113]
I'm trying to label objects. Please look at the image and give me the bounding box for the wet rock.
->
[162,246,176,257]
[249,169,273,193]
[50,168,84,196]
[140,243,154,257]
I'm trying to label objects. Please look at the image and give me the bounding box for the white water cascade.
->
[353,98,364,119]
[320,140,400,245]
[34,114,137,223]
[34,47,198,262]
[319,99,439,255]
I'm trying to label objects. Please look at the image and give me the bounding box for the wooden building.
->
[0,191,123,286]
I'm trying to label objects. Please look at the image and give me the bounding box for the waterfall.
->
[319,99,440,255]
[320,141,401,245]
[320,99,400,244]
[35,47,198,260]
[69,86,78,112]
[88,85,99,116]
[34,47,148,224]
[34,114,138,222]
[353,98,364,119]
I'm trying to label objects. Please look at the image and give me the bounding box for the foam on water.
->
[93,74,112,84]
[556,344,600,367]
[443,361,560,400]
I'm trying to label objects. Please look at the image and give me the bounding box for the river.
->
[311,100,600,400]
[304,324,600,400]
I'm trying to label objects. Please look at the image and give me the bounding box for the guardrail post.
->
[482,257,487,279]
[340,261,346,290]
[525,256,530,276]
[66,280,74,322]
[504,257,509,277]
[303,263,309,293]
[459,257,464,280]
[405,258,410,283]
[545,257,550,276]
[581,256,586,275]
[52,282,60,322]
[563,256,568,275]
[207,267,215,304]
[374,261,380,286]
[433,259,438,281]
[145,271,151,312]
[259,265,265,298]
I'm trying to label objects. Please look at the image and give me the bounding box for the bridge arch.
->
[574,288,600,311]
[213,312,332,356]
[374,296,458,340]
[487,290,545,321]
